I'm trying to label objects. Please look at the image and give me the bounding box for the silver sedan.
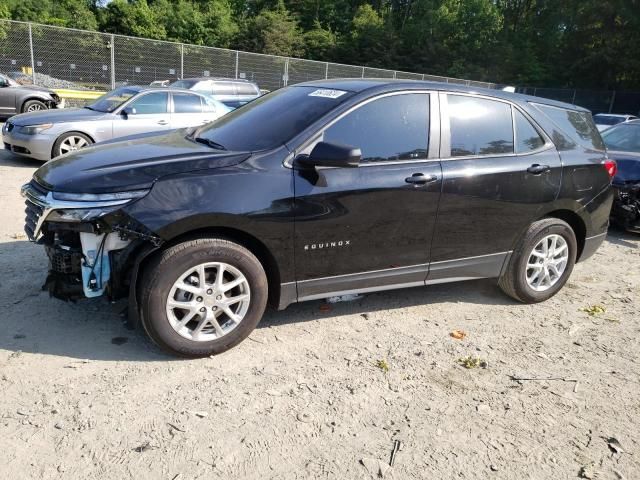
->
[1,86,232,161]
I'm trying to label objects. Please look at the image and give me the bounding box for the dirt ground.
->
[0,145,639,480]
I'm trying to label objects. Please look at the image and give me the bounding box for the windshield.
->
[593,115,627,126]
[170,80,198,89]
[602,123,640,153]
[193,86,354,151]
[88,87,139,112]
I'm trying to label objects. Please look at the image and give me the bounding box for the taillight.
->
[604,159,617,178]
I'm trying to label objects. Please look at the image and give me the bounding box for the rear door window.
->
[173,93,203,113]
[235,83,258,95]
[534,103,604,150]
[212,82,237,96]
[323,93,429,163]
[514,109,545,153]
[448,95,514,157]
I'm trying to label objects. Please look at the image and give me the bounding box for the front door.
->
[0,75,17,115]
[294,92,442,300]
[112,91,171,138]
[428,93,562,281]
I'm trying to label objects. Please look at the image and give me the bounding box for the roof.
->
[180,77,257,84]
[294,78,590,112]
[122,85,205,94]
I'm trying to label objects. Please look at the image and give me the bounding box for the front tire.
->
[22,99,47,113]
[499,218,577,303]
[52,132,93,158]
[140,238,268,358]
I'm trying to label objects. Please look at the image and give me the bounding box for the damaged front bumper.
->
[21,180,162,301]
[611,182,640,233]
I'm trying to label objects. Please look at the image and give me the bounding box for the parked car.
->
[2,86,231,161]
[0,72,63,119]
[170,77,261,109]
[601,119,640,232]
[21,79,613,357]
[149,80,170,87]
[593,113,638,132]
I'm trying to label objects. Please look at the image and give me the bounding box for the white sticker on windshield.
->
[308,89,347,99]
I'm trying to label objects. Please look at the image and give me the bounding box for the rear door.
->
[170,92,207,129]
[428,92,562,281]
[112,91,171,137]
[294,92,443,300]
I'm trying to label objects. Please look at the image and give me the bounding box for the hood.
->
[608,150,640,185]
[34,129,251,193]
[10,108,109,126]
[11,84,56,94]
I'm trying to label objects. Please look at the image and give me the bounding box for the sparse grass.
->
[457,356,487,369]
[375,359,389,373]
[581,305,606,316]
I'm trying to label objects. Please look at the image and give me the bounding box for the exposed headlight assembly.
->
[46,189,150,223]
[20,123,54,135]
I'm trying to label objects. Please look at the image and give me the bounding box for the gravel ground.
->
[0,146,639,480]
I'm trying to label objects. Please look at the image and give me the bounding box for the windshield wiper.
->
[194,137,227,151]
[83,106,96,111]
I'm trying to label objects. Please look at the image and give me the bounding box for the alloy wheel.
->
[525,234,569,292]
[166,262,251,342]
[58,135,89,155]
[26,103,43,112]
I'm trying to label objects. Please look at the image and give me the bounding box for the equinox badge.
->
[304,240,351,251]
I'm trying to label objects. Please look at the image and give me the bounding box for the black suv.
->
[21,80,614,357]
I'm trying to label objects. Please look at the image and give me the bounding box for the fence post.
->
[361,66,365,78]
[180,44,184,79]
[235,51,239,79]
[393,71,397,79]
[422,74,425,80]
[110,34,115,89]
[325,62,329,79]
[608,90,616,113]
[571,89,577,105]
[28,23,36,84]
[283,58,289,87]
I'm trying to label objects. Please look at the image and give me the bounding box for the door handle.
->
[405,173,438,185]
[527,164,551,175]
[157,120,169,125]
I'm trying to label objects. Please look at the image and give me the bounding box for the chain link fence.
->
[0,19,494,95]
[517,87,640,115]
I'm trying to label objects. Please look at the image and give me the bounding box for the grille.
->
[24,199,44,240]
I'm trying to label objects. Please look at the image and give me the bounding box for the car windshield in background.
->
[601,123,640,153]
[87,88,139,112]
[170,80,198,89]
[593,115,627,126]
[193,86,355,151]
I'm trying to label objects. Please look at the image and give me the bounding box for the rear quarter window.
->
[235,83,259,96]
[533,103,604,151]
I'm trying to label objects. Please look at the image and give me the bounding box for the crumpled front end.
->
[611,182,640,233]
[22,179,161,302]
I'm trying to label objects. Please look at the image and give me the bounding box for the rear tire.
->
[140,238,268,358]
[499,218,577,303]
[22,99,47,113]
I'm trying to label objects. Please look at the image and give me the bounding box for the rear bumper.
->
[579,232,607,262]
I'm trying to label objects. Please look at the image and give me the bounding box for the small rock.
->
[192,411,208,418]
[477,404,491,415]
[490,464,498,471]
[54,422,64,430]
[296,412,313,423]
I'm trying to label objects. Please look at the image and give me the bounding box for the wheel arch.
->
[540,209,587,260]
[142,226,282,310]
[20,96,49,112]
[51,131,96,158]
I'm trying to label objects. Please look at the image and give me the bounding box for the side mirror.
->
[121,106,136,117]
[297,141,361,169]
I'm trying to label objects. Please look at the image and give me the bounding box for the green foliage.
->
[2,0,640,89]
